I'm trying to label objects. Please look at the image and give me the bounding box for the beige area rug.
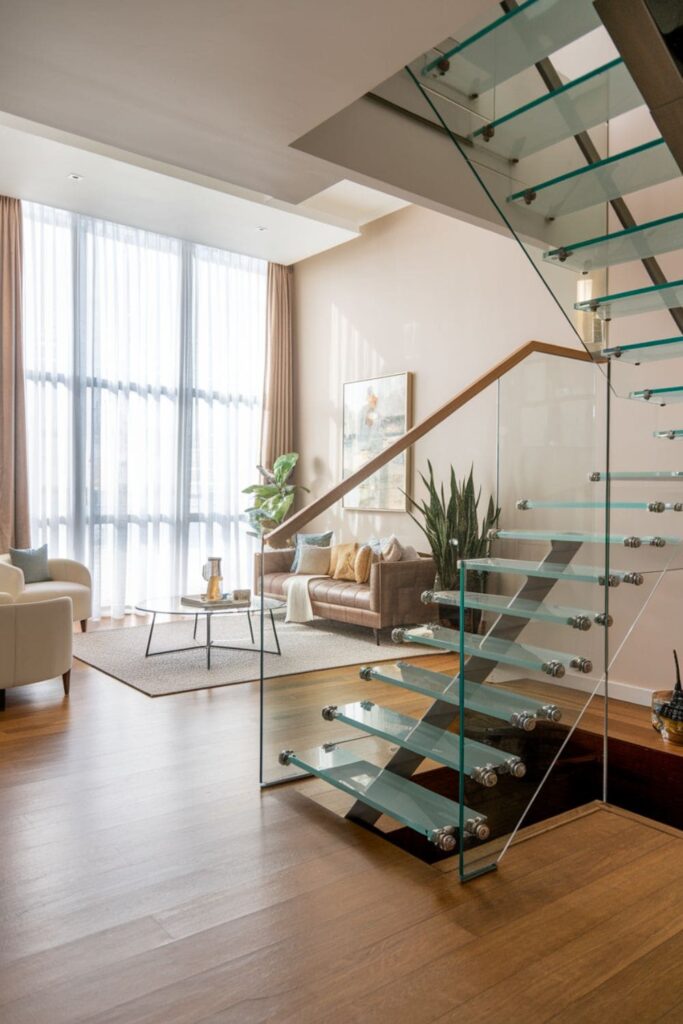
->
[72,614,436,697]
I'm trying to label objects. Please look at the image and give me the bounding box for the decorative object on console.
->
[652,650,683,745]
[342,372,412,511]
[202,556,223,602]
[243,451,309,539]
[9,544,51,584]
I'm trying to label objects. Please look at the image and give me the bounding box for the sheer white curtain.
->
[23,202,266,617]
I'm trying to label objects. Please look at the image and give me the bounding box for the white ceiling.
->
[0,0,481,205]
[0,114,361,264]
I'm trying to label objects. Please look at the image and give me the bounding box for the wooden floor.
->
[1,630,682,1023]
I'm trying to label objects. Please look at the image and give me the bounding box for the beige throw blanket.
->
[285,574,328,623]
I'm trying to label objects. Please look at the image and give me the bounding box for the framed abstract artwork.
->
[342,371,413,511]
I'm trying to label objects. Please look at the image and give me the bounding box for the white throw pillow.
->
[296,545,331,575]
[381,534,403,562]
[400,544,419,561]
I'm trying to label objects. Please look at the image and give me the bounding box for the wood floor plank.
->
[0,617,680,1023]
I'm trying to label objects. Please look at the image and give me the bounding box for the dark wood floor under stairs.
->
[0,628,682,1022]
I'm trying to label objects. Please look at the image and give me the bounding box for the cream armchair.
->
[0,555,92,631]
[0,593,73,710]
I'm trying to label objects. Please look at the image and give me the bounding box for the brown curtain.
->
[0,196,29,552]
[260,263,294,469]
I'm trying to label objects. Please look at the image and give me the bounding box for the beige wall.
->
[293,203,578,549]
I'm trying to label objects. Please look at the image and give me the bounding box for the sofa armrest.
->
[254,548,295,593]
[369,556,436,625]
[47,558,92,589]
[13,596,73,686]
[0,558,25,599]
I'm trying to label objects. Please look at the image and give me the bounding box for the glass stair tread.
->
[492,528,675,546]
[458,557,627,584]
[574,279,683,319]
[330,702,523,780]
[284,745,482,838]
[603,336,683,364]
[429,590,600,628]
[507,139,679,218]
[543,213,683,273]
[655,429,683,439]
[421,0,600,99]
[518,498,683,511]
[365,662,561,727]
[400,625,591,677]
[471,59,643,160]
[590,470,683,480]
[631,387,683,405]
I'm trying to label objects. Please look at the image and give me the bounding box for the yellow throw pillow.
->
[333,542,358,581]
[354,544,373,584]
[329,543,343,576]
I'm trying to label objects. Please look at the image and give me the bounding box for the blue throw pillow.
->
[291,531,333,573]
[9,544,51,584]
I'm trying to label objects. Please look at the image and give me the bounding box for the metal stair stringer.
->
[346,538,585,829]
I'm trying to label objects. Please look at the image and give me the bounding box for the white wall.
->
[293,203,578,547]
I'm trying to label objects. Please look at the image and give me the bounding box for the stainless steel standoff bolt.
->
[360,699,375,711]
[539,703,562,722]
[674,503,683,512]
[648,501,666,512]
[595,612,613,627]
[568,615,591,631]
[482,124,495,141]
[321,705,338,722]
[570,656,593,674]
[589,471,601,481]
[516,498,530,510]
[392,627,406,644]
[505,756,527,779]
[430,827,457,852]
[421,590,435,604]
[598,574,620,586]
[488,528,500,541]
[278,750,294,766]
[471,764,498,788]
[464,817,491,841]
[523,188,537,205]
[359,666,373,681]
[642,389,652,401]
[651,537,666,547]
[511,710,536,732]
[623,572,644,586]
[624,536,642,548]
[542,660,565,678]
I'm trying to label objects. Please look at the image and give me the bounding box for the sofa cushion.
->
[308,577,371,610]
[291,531,333,572]
[295,545,330,575]
[16,580,90,620]
[333,542,358,581]
[354,544,373,584]
[9,544,51,583]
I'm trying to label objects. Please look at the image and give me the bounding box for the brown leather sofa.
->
[254,547,435,643]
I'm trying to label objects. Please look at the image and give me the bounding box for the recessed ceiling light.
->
[68,173,83,181]
[256,225,267,232]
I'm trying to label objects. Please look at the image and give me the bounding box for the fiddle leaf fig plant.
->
[404,462,500,592]
[243,452,309,536]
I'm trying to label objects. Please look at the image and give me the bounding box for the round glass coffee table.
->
[134,595,284,670]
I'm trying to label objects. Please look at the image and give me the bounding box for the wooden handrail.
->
[266,340,597,546]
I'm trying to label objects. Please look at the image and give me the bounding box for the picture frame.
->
[342,371,413,512]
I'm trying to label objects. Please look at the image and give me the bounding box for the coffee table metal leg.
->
[193,614,198,640]
[145,613,157,657]
[246,610,255,644]
[206,613,211,670]
[270,608,281,656]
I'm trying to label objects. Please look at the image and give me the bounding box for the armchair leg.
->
[62,670,71,696]
[374,629,381,646]
[80,619,88,633]
[0,689,5,711]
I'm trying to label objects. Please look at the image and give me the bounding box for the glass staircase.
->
[262,0,683,881]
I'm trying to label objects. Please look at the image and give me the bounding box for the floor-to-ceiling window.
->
[22,202,266,617]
